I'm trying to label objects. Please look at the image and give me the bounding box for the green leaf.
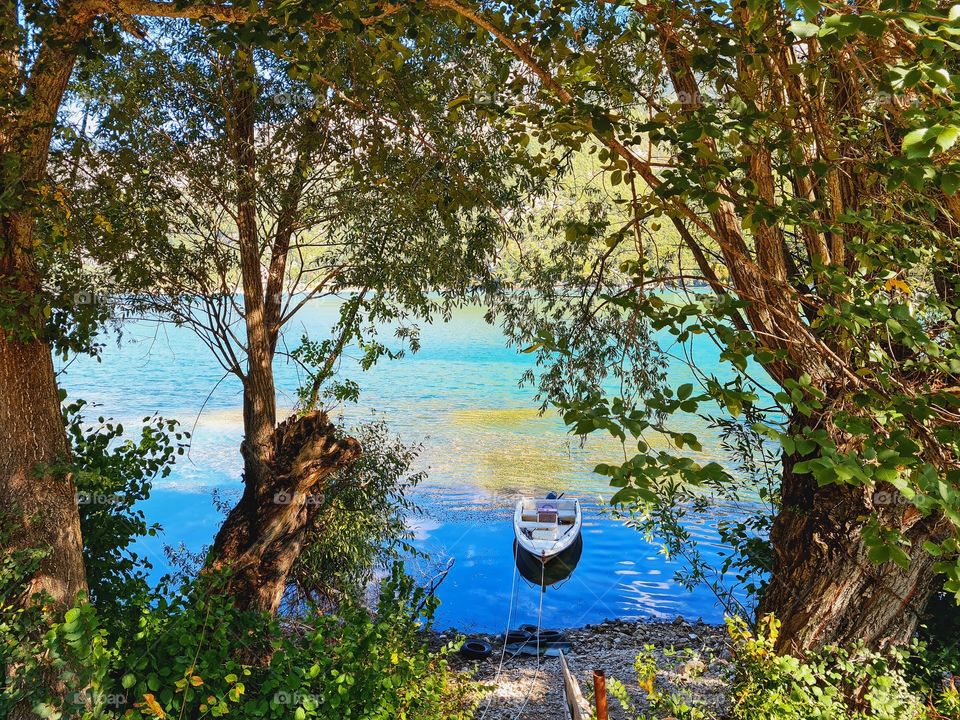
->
[788,21,820,38]
[902,127,931,158]
[446,94,472,110]
[942,172,960,195]
[890,546,911,570]
[867,544,891,565]
[937,125,960,152]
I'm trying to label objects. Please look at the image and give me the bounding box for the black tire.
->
[536,629,565,644]
[504,630,533,644]
[459,639,493,660]
[518,626,565,644]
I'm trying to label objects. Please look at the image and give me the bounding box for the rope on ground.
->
[477,545,520,720]
[510,557,546,720]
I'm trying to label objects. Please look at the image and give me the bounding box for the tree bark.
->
[0,8,100,716]
[0,232,88,720]
[208,411,360,613]
[760,415,952,654]
[221,46,278,493]
[0,5,92,602]
[0,276,87,612]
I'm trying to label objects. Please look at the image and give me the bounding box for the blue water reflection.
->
[60,299,754,631]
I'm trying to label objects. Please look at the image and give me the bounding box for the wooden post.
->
[559,651,589,720]
[593,669,608,720]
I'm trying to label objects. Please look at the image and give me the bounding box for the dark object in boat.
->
[514,533,583,588]
[459,638,493,660]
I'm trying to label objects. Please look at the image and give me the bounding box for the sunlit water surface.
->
[59,299,754,631]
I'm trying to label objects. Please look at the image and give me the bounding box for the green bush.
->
[1,405,472,720]
[728,616,931,720]
[62,399,189,636]
[604,616,959,720]
[289,420,426,611]
[1,563,474,720]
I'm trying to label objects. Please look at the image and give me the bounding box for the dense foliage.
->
[289,420,426,611]
[472,0,960,650]
[606,618,959,719]
[1,560,471,720]
[62,400,189,635]
[0,406,470,719]
[51,16,535,384]
[5,0,960,713]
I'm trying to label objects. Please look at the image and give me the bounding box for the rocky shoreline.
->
[434,618,733,719]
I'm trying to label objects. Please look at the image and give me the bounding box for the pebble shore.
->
[434,617,732,719]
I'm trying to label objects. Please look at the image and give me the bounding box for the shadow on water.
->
[514,535,584,590]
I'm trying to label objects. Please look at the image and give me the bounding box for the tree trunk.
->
[760,415,951,654]
[0,9,97,716]
[208,411,360,613]
[0,224,87,610]
[204,48,364,616]
[0,319,87,611]
[0,2,94,615]
[0,225,88,720]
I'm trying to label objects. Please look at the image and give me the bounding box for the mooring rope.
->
[477,545,521,720]
[510,556,546,720]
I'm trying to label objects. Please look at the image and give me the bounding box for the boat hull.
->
[514,535,583,586]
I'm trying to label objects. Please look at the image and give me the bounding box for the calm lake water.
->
[58,299,749,631]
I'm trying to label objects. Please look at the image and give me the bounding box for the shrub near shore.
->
[1,563,475,720]
[601,616,959,720]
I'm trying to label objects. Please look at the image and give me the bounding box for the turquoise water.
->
[58,299,748,631]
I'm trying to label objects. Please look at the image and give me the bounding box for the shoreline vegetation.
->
[4,0,960,716]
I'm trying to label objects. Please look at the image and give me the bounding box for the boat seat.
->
[521,510,578,524]
[531,527,560,541]
[517,520,557,531]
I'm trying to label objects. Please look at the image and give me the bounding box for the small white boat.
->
[513,496,582,560]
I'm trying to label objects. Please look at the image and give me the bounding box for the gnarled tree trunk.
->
[208,411,360,613]
[760,415,951,654]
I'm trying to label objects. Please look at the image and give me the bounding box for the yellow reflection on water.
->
[436,406,622,495]
[430,405,726,498]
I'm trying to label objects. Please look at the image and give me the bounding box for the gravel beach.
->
[435,618,733,719]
